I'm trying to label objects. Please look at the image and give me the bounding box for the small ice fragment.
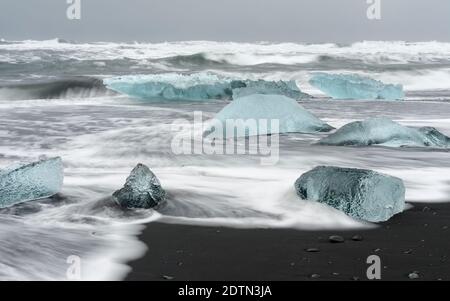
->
[113,164,166,209]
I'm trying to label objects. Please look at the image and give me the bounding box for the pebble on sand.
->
[329,235,345,243]
[408,272,420,279]
[351,235,363,241]
[305,248,320,253]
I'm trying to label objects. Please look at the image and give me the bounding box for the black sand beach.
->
[126,203,450,281]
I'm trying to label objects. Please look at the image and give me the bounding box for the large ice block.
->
[103,73,311,101]
[0,157,64,208]
[295,166,405,222]
[318,117,450,148]
[205,94,333,138]
[309,73,404,100]
[103,73,234,101]
[113,164,166,209]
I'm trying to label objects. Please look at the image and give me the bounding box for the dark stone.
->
[351,235,364,241]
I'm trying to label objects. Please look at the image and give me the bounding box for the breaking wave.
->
[0,77,115,100]
[2,39,450,66]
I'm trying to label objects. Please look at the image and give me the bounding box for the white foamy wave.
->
[2,39,450,65]
[376,69,450,91]
[104,73,230,89]
[203,52,319,66]
[0,185,161,281]
[0,215,150,281]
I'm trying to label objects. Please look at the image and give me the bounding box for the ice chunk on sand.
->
[309,73,404,100]
[318,117,450,148]
[295,166,405,222]
[0,157,64,208]
[205,94,333,138]
[232,80,310,99]
[103,73,311,101]
[113,164,166,209]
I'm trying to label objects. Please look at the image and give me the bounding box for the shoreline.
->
[126,202,450,281]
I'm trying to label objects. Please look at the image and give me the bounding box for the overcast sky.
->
[1,0,449,43]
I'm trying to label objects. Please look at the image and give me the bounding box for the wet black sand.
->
[126,203,450,281]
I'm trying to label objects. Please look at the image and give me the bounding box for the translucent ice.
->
[112,164,166,209]
[206,94,333,138]
[295,166,405,222]
[103,73,235,101]
[103,73,310,101]
[0,157,64,208]
[318,117,450,148]
[232,80,310,99]
[309,73,404,100]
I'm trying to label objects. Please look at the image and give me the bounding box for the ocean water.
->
[0,39,449,280]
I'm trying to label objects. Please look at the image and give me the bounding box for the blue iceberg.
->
[318,117,450,148]
[103,73,234,101]
[295,166,405,222]
[103,73,310,101]
[205,94,333,138]
[309,73,404,100]
[0,157,64,208]
[113,164,166,209]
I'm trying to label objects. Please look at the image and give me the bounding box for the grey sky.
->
[0,0,449,43]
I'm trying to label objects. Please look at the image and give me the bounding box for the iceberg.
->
[232,80,310,99]
[318,117,450,148]
[0,157,64,208]
[103,73,235,101]
[113,164,166,209]
[103,73,311,101]
[295,166,405,222]
[309,73,404,100]
[205,94,333,138]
